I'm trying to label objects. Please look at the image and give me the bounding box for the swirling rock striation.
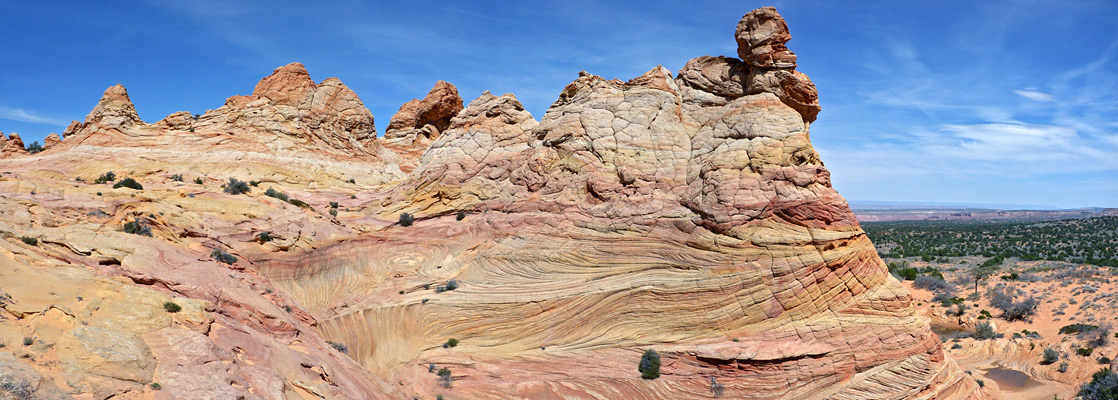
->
[0,7,983,400]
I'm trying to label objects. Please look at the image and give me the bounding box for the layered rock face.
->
[0,7,983,400]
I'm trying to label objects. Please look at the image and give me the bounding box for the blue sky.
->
[2,1,1115,208]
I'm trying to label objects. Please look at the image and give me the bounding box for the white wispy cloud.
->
[0,106,67,126]
[1012,89,1056,102]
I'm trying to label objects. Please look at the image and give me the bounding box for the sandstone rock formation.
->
[0,7,983,400]
[382,81,465,167]
[0,132,25,158]
[42,133,62,150]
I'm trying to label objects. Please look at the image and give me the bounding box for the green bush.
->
[456,210,466,221]
[211,249,237,265]
[19,236,38,246]
[1060,324,1100,335]
[974,321,996,340]
[1079,348,1095,357]
[1099,357,1111,365]
[170,174,183,182]
[25,141,43,153]
[329,201,339,209]
[437,367,452,389]
[163,302,181,313]
[264,187,289,201]
[22,337,33,346]
[639,349,661,379]
[329,209,338,217]
[113,177,143,190]
[399,212,414,226]
[194,177,204,185]
[1042,348,1059,365]
[123,218,152,236]
[150,382,162,390]
[444,338,458,348]
[257,232,273,243]
[1079,368,1118,399]
[223,178,250,194]
[287,198,312,209]
[94,171,116,184]
[328,341,348,354]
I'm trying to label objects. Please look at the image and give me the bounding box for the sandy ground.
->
[899,257,1118,400]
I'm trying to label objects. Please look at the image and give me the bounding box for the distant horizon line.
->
[846,200,1115,211]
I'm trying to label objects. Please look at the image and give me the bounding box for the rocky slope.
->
[0,7,985,399]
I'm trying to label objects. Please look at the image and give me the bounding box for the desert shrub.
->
[0,372,34,399]
[113,177,143,190]
[170,174,183,182]
[1000,272,1020,281]
[435,279,459,293]
[328,341,348,354]
[163,302,181,313]
[399,212,414,226]
[974,321,996,340]
[25,141,43,153]
[19,236,37,246]
[123,218,152,236]
[1080,368,1118,399]
[248,180,260,187]
[1087,324,1112,348]
[329,201,338,209]
[895,267,919,281]
[94,171,116,184]
[223,178,250,194]
[709,377,724,397]
[914,276,954,293]
[953,303,967,316]
[211,249,236,265]
[193,177,203,184]
[989,287,1038,321]
[150,382,161,390]
[951,343,962,349]
[1042,348,1060,365]
[347,178,356,184]
[287,198,311,209]
[1100,357,1112,365]
[437,367,452,389]
[256,232,273,243]
[456,210,466,221]
[1061,323,1100,335]
[22,337,33,346]
[443,338,459,348]
[932,292,955,305]
[639,349,661,379]
[329,209,337,217]
[1079,348,1095,357]
[1058,362,1069,372]
[264,187,288,201]
[976,379,984,388]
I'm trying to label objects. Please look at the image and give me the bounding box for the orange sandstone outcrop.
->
[0,7,983,400]
[0,131,25,157]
